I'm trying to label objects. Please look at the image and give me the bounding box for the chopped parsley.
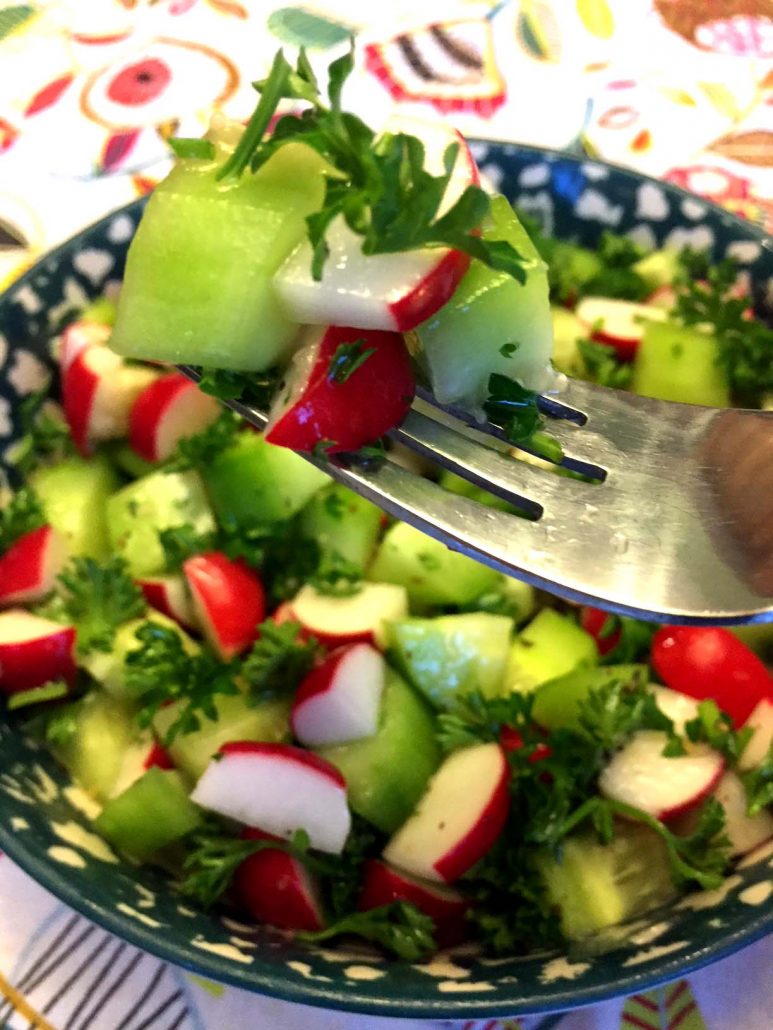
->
[298,903,437,962]
[167,410,241,472]
[576,338,633,389]
[168,137,215,161]
[57,556,146,655]
[9,389,74,475]
[0,487,46,553]
[327,340,376,384]
[241,620,320,702]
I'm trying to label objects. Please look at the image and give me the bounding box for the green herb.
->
[194,365,282,410]
[9,389,74,475]
[39,704,80,748]
[311,439,337,459]
[583,232,650,302]
[499,342,520,358]
[483,373,543,444]
[684,700,752,767]
[740,743,773,817]
[309,551,363,597]
[597,614,655,665]
[125,621,240,742]
[219,46,525,283]
[327,340,376,384]
[241,620,320,702]
[167,410,241,472]
[577,677,678,754]
[672,249,773,403]
[576,338,633,389]
[7,680,69,711]
[218,517,319,605]
[0,487,46,552]
[159,524,215,572]
[169,137,216,160]
[58,556,146,655]
[297,902,436,962]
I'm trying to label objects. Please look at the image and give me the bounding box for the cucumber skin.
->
[94,768,202,860]
[317,669,440,834]
[532,664,648,731]
[368,522,500,608]
[632,321,730,406]
[30,456,118,560]
[507,608,597,693]
[300,484,383,570]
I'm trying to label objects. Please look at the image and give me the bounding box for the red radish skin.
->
[62,344,156,455]
[235,828,326,932]
[580,607,621,657]
[599,730,725,822]
[291,643,386,747]
[143,741,175,771]
[651,626,773,726]
[265,325,415,455]
[285,582,408,650]
[0,526,66,607]
[383,743,510,884]
[358,859,469,947]
[129,372,220,463]
[575,297,666,362]
[274,118,479,333]
[0,610,77,695]
[191,742,351,854]
[738,698,773,772]
[137,575,199,632]
[182,552,265,660]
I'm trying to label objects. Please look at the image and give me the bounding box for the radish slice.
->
[287,582,409,649]
[575,297,666,362]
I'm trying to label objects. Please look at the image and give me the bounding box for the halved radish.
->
[382,743,509,883]
[129,372,220,463]
[0,609,77,695]
[739,698,773,772]
[291,642,385,747]
[286,582,408,649]
[62,343,157,455]
[182,552,265,660]
[358,859,469,946]
[0,525,67,607]
[234,828,326,931]
[137,574,199,632]
[264,324,415,454]
[109,734,174,799]
[673,771,773,857]
[58,320,111,373]
[575,297,667,362]
[651,685,701,735]
[274,116,479,333]
[599,730,725,821]
[191,742,351,854]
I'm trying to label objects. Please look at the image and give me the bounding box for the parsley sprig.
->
[241,620,320,702]
[57,556,146,656]
[213,46,526,283]
[9,389,74,475]
[298,903,436,962]
[0,487,46,553]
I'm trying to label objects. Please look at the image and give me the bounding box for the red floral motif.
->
[101,130,140,173]
[106,59,172,107]
[0,118,18,153]
[24,75,74,116]
[665,164,751,202]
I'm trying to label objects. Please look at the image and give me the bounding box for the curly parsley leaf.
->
[9,390,74,475]
[58,556,146,655]
[576,338,633,389]
[740,743,773,817]
[167,410,242,472]
[241,620,320,702]
[193,365,283,411]
[0,487,46,552]
[684,700,753,766]
[125,621,240,742]
[308,551,363,597]
[483,373,551,454]
[159,524,215,573]
[327,340,376,384]
[297,902,436,962]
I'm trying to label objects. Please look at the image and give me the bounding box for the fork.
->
[180,367,773,626]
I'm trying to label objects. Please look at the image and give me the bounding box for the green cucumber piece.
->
[632,248,680,291]
[106,469,215,577]
[94,768,202,860]
[79,297,117,326]
[550,306,586,377]
[632,321,730,406]
[30,456,118,560]
[537,825,677,939]
[415,195,552,407]
[545,239,604,299]
[81,615,198,701]
[107,442,158,480]
[367,522,500,608]
[532,664,648,731]
[203,432,328,528]
[318,668,439,833]
[507,608,597,693]
[153,692,291,781]
[47,692,136,801]
[110,143,329,370]
[299,484,382,570]
[439,470,514,513]
[389,613,513,708]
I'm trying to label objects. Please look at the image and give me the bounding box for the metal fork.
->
[180,368,773,626]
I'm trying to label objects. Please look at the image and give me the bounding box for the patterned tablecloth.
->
[0,2,771,1027]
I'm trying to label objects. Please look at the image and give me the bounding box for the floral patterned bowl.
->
[0,142,771,1019]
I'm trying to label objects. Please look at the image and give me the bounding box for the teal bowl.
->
[0,143,771,1018]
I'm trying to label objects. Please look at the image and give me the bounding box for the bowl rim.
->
[0,139,771,1018]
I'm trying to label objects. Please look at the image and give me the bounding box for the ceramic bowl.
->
[0,142,771,1019]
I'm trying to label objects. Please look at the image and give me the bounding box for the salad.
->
[0,48,772,962]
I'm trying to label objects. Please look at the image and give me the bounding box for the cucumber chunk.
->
[537,824,677,939]
[317,668,439,833]
[415,195,552,408]
[632,248,680,291]
[46,692,137,802]
[389,613,513,708]
[203,432,328,529]
[507,608,597,693]
[550,306,586,377]
[107,469,215,577]
[110,143,329,370]
[300,483,383,570]
[30,456,118,560]
[153,691,291,781]
[368,522,500,608]
[532,664,648,731]
[632,321,730,406]
[94,768,202,860]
